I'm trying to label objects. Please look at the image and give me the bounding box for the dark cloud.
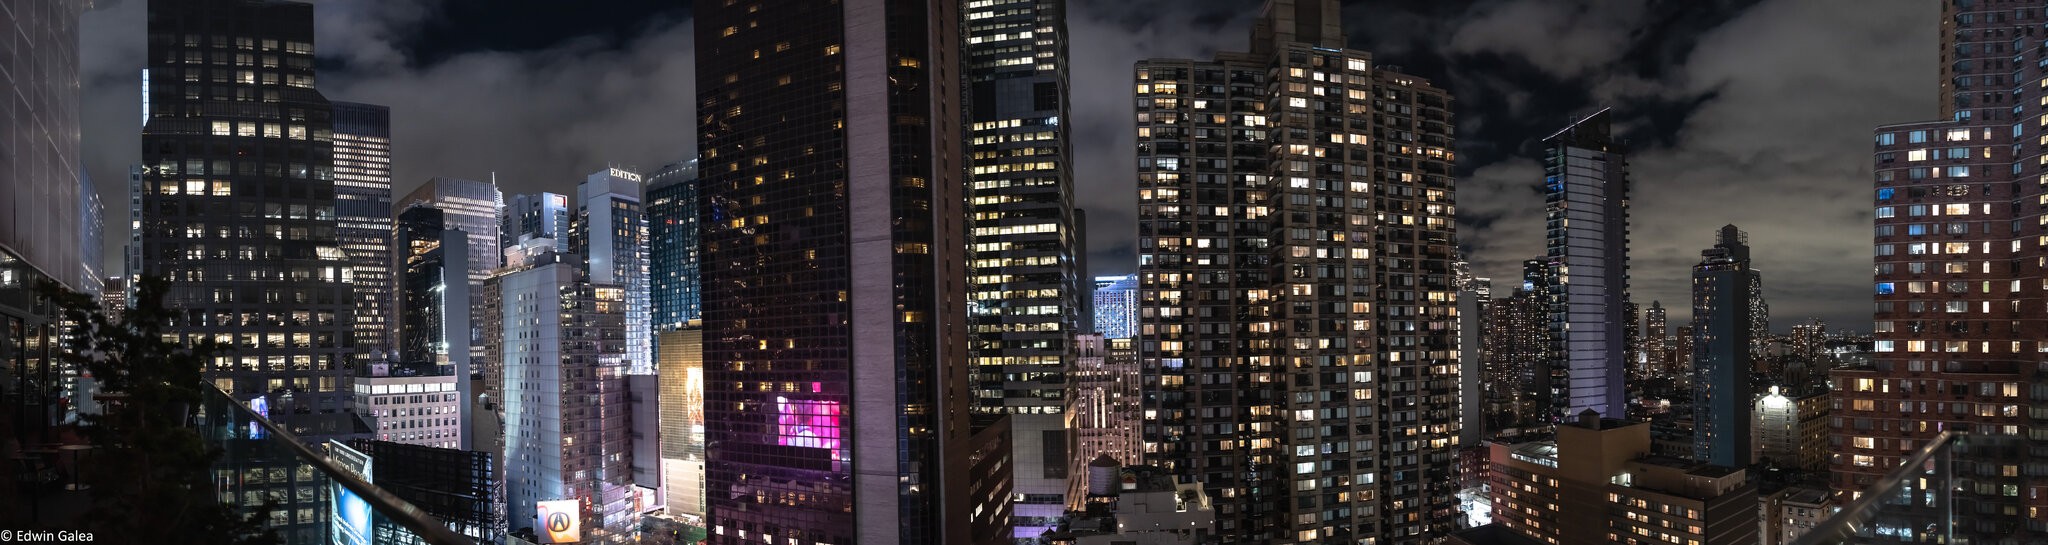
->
[79,0,1930,332]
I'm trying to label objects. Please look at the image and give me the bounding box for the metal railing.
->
[195,383,470,545]
[1789,432,1958,545]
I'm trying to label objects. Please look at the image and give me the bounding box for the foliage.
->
[39,277,278,545]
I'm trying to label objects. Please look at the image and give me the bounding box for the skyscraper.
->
[1642,301,1669,380]
[1134,1,1461,541]
[502,192,570,254]
[1541,109,1630,422]
[398,177,503,288]
[1457,271,1491,446]
[0,0,86,445]
[647,159,700,331]
[961,0,1081,535]
[139,0,356,410]
[1487,258,1553,427]
[573,168,651,374]
[492,248,636,544]
[1091,274,1138,340]
[394,206,472,371]
[1691,225,1757,468]
[1851,1,2048,538]
[332,101,395,353]
[694,0,1011,543]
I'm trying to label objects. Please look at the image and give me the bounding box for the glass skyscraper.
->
[502,191,570,254]
[1541,109,1630,422]
[647,159,699,331]
[1091,274,1137,340]
[961,0,1081,536]
[695,0,1012,542]
[0,0,86,447]
[331,101,394,353]
[1690,225,1756,468]
[572,168,651,374]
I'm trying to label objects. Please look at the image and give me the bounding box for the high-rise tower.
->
[1134,1,1461,541]
[140,0,355,410]
[331,101,394,353]
[961,0,1082,534]
[0,0,86,445]
[1691,225,1757,468]
[571,168,650,373]
[648,159,700,331]
[1541,109,1630,422]
[1852,1,2048,538]
[694,0,1012,543]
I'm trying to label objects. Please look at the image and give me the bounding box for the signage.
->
[536,499,581,544]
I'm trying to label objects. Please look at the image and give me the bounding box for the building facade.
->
[139,0,356,411]
[1691,225,1757,468]
[1091,274,1137,340]
[656,325,706,518]
[397,176,503,371]
[1486,260,1552,428]
[1752,386,1827,472]
[492,252,636,543]
[0,0,86,449]
[1066,334,1141,508]
[1541,109,1630,422]
[1642,301,1669,380]
[1134,1,1461,541]
[502,192,570,255]
[354,361,462,449]
[331,101,394,353]
[1849,2,2048,539]
[962,0,1083,536]
[648,160,700,331]
[1488,413,1759,545]
[694,0,1010,543]
[573,168,651,374]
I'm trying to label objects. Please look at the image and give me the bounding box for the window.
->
[1877,133,1896,145]
[1910,130,1929,143]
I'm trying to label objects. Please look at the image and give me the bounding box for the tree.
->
[39,277,277,545]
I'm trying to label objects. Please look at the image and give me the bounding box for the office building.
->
[0,0,86,447]
[502,192,570,255]
[1091,274,1137,340]
[1133,1,1460,541]
[648,159,701,331]
[1067,334,1141,508]
[1692,225,1758,467]
[491,249,636,543]
[79,172,103,297]
[695,0,1011,542]
[1852,5,2048,538]
[962,0,1083,535]
[1488,412,1759,545]
[1752,386,1827,472]
[1541,109,1630,422]
[572,168,650,374]
[393,205,475,447]
[397,176,503,371]
[332,101,394,352]
[138,0,357,411]
[656,325,706,518]
[354,358,462,448]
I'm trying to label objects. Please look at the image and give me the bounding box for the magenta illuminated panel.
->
[775,396,843,461]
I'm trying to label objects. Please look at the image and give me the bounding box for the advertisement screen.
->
[536,499,581,544]
[327,441,375,545]
[775,396,842,461]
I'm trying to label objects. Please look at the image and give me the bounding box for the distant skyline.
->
[77,0,1932,330]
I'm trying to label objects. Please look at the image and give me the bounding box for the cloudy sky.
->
[80,0,1932,331]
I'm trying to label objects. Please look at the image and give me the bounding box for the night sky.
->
[79,0,1934,331]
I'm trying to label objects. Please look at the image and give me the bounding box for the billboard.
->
[536,499,581,544]
[328,441,374,545]
[775,396,842,461]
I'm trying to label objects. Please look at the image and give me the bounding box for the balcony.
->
[7,382,469,544]
[1791,431,2037,544]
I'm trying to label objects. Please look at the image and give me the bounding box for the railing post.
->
[1935,433,1953,545]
